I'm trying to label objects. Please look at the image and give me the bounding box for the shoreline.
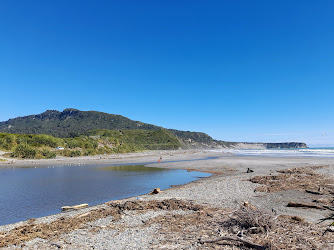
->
[1,150,334,248]
[0,149,223,169]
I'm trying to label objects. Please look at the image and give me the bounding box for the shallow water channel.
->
[0,164,210,226]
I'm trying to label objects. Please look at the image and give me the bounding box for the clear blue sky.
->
[1,1,334,146]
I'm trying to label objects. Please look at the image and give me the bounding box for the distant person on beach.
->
[158,156,162,163]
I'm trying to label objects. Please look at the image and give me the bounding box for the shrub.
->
[58,149,81,157]
[97,147,106,154]
[41,148,56,159]
[104,146,113,154]
[0,138,12,150]
[30,135,55,147]
[83,149,96,156]
[69,150,81,157]
[82,139,98,150]
[112,144,142,154]
[59,149,71,157]
[12,145,37,159]
[65,138,82,149]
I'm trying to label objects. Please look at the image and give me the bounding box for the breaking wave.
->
[214,148,334,158]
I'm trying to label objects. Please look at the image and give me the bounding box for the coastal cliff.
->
[168,131,307,149]
[224,142,307,149]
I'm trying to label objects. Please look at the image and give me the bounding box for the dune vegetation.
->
[0,129,181,159]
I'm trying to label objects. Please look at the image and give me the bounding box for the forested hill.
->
[0,109,161,137]
[0,109,307,149]
[0,108,220,147]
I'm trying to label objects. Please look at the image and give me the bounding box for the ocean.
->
[217,148,334,158]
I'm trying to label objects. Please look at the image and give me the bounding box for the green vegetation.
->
[0,109,308,149]
[0,109,220,147]
[0,109,161,138]
[0,129,181,159]
[168,129,239,148]
[85,129,181,150]
[41,148,57,159]
[58,149,82,157]
[11,145,37,159]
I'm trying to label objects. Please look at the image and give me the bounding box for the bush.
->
[112,144,142,154]
[41,148,56,159]
[58,149,70,157]
[69,150,81,157]
[57,149,81,157]
[0,138,12,150]
[30,134,60,148]
[83,139,98,150]
[97,147,106,154]
[104,146,113,154]
[65,138,82,149]
[83,149,96,156]
[12,145,37,159]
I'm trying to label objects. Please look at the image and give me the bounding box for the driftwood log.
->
[305,189,323,195]
[287,202,324,210]
[199,235,266,250]
[61,203,89,211]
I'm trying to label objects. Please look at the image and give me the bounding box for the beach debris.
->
[0,199,202,248]
[149,188,161,195]
[287,202,324,210]
[322,226,334,235]
[61,203,89,211]
[322,220,334,235]
[312,198,330,204]
[233,206,273,233]
[280,215,305,222]
[305,189,324,195]
[199,235,266,250]
[243,201,257,210]
[250,165,334,194]
[2,198,333,249]
[51,243,62,248]
[27,218,36,224]
[246,168,254,173]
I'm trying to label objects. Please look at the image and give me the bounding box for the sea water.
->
[219,147,334,158]
[0,164,210,226]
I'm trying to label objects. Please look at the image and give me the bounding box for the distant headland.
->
[0,109,307,156]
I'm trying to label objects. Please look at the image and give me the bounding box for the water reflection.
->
[0,164,210,226]
[98,165,168,172]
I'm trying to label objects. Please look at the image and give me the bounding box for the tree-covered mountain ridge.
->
[0,109,307,149]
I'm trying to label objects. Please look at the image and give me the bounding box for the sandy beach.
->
[1,150,334,249]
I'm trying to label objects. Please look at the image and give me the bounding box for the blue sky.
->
[1,1,334,146]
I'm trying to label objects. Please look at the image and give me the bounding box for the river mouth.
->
[0,164,210,226]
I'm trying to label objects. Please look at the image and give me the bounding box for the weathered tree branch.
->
[199,235,266,250]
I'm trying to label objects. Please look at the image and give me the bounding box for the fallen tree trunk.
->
[199,235,266,250]
[305,189,323,195]
[287,202,324,210]
[61,203,89,211]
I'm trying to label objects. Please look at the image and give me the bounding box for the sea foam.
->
[209,148,334,158]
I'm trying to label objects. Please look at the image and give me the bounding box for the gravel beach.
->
[1,150,334,249]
